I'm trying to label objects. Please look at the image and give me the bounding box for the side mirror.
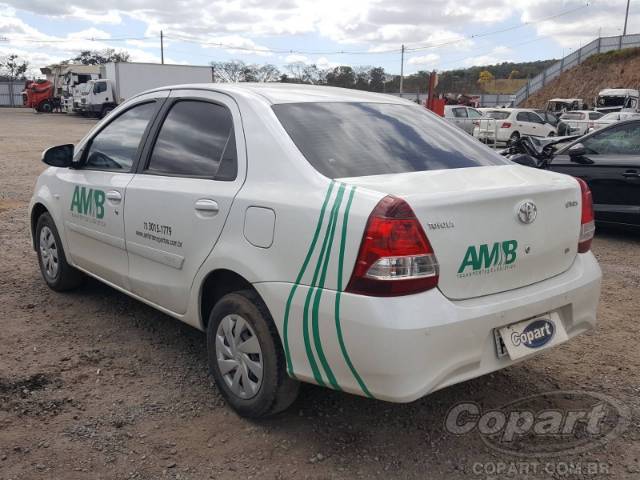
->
[42,144,74,167]
[567,143,586,158]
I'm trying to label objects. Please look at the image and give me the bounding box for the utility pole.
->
[624,0,631,35]
[399,44,405,94]
[160,30,165,64]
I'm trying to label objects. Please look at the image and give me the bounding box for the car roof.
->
[599,88,639,96]
[479,107,533,112]
[141,82,414,105]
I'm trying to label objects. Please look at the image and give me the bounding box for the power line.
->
[404,3,590,52]
[5,35,154,44]
[4,2,590,59]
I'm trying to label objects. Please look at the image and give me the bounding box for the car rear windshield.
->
[483,110,510,119]
[562,112,586,120]
[272,102,507,178]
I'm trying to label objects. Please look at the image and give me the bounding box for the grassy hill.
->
[433,60,556,95]
[522,47,640,108]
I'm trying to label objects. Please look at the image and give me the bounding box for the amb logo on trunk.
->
[457,240,518,277]
[70,186,106,220]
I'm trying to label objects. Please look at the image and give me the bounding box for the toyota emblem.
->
[517,201,537,224]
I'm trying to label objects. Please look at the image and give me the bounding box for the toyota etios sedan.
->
[30,84,602,417]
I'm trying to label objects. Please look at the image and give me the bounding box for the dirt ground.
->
[1,107,639,480]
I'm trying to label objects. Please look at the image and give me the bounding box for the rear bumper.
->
[256,252,601,403]
[474,128,510,143]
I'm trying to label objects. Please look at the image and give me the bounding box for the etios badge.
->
[516,201,537,224]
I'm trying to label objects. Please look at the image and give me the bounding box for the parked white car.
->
[444,105,484,134]
[474,108,557,144]
[29,84,601,418]
[559,110,604,135]
[588,111,640,132]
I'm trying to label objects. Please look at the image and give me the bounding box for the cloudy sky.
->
[0,0,637,76]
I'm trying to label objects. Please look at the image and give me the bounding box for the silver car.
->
[444,105,483,134]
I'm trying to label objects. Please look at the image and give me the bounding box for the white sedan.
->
[29,84,601,417]
[588,111,640,132]
[473,108,557,144]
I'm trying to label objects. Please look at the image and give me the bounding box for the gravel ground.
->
[1,107,639,480]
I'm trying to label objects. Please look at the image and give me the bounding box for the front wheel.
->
[207,290,299,418]
[508,131,520,146]
[36,213,84,291]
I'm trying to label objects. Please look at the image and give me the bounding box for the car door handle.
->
[194,199,219,213]
[106,190,122,202]
[622,170,640,178]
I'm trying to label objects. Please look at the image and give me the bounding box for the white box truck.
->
[76,62,214,117]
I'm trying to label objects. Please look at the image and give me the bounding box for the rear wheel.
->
[39,101,52,113]
[36,213,84,291]
[207,290,299,418]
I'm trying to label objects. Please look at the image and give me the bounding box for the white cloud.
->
[463,46,514,67]
[284,54,310,64]
[407,53,440,66]
[1,0,637,73]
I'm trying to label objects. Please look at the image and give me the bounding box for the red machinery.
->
[424,71,445,116]
[23,80,60,113]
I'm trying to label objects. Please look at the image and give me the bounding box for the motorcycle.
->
[499,135,580,168]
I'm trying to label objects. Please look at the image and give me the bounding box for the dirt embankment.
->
[522,47,640,109]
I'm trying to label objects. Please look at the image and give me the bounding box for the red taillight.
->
[346,196,439,296]
[576,177,595,253]
[501,122,512,128]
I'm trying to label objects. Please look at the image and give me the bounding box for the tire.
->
[39,101,52,113]
[207,290,299,418]
[508,131,520,146]
[100,106,114,119]
[35,212,84,291]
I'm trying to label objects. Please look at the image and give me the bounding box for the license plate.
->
[494,313,568,360]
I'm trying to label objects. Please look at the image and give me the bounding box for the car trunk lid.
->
[340,165,582,300]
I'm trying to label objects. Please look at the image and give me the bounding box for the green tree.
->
[72,49,131,65]
[369,67,386,92]
[325,66,355,88]
[0,54,29,80]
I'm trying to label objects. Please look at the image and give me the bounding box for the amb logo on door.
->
[457,240,518,277]
[70,186,106,220]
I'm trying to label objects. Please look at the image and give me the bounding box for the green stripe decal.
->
[301,182,346,386]
[283,181,335,376]
[335,186,374,398]
[310,183,346,390]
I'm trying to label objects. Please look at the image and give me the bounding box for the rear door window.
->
[146,100,237,180]
[273,102,507,178]
[453,108,468,118]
